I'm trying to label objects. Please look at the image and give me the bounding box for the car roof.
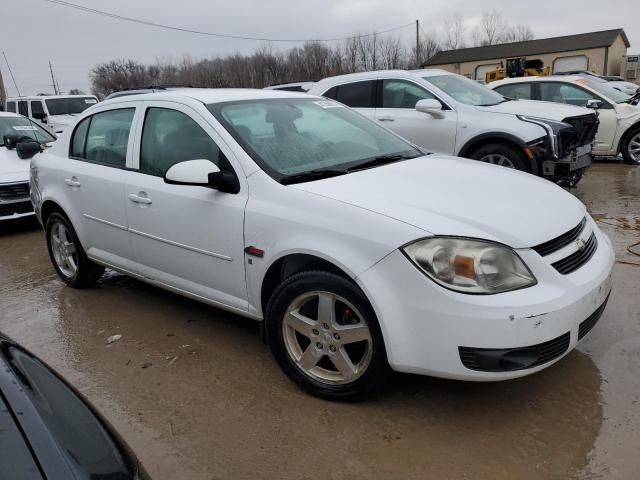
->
[490,75,585,87]
[6,95,97,101]
[98,87,317,106]
[0,111,22,118]
[311,68,453,88]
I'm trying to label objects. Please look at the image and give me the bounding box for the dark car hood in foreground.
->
[0,333,148,479]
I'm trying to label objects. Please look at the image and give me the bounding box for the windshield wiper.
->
[348,152,421,172]
[280,169,348,185]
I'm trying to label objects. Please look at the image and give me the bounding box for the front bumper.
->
[356,223,614,381]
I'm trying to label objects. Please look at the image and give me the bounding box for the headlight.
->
[402,237,537,294]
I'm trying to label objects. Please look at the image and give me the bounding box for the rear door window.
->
[494,83,533,100]
[82,109,135,167]
[324,81,376,108]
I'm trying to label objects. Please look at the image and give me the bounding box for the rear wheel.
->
[470,143,529,172]
[46,213,104,288]
[266,271,390,400]
[621,128,640,165]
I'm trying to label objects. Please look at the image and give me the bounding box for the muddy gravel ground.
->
[1,162,639,480]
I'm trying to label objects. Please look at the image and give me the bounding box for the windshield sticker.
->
[85,99,97,104]
[12,125,38,131]
[314,100,342,108]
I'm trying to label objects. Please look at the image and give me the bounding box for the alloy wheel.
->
[50,222,78,279]
[628,133,640,162]
[282,291,373,385]
[479,154,516,168]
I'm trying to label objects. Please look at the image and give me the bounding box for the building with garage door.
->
[422,29,630,81]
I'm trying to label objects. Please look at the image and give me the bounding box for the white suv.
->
[489,75,640,165]
[308,69,599,186]
[31,89,613,400]
[5,95,99,135]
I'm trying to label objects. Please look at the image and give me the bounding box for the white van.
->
[5,95,98,135]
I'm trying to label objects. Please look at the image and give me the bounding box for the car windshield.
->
[45,97,98,115]
[0,116,56,146]
[208,98,420,181]
[423,74,508,106]
[577,79,631,103]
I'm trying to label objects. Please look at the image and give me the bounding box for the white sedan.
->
[30,89,614,399]
[0,112,56,220]
[489,75,640,165]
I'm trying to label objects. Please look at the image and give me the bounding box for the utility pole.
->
[416,19,420,68]
[49,61,59,95]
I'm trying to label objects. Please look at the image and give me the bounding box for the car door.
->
[322,80,377,121]
[375,78,457,154]
[537,81,617,152]
[125,101,249,311]
[65,105,139,274]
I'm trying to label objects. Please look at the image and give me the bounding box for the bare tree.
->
[476,10,508,46]
[503,24,535,43]
[68,88,85,95]
[411,32,441,67]
[380,36,405,70]
[443,13,466,50]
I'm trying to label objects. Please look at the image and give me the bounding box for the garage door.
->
[553,55,589,73]
[475,64,501,80]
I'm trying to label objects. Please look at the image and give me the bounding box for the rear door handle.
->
[378,117,395,122]
[64,177,81,187]
[129,193,152,205]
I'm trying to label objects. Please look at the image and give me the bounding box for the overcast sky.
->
[2,0,638,96]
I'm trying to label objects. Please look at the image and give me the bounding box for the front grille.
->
[563,114,599,145]
[0,200,33,217]
[0,182,30,200]
[551,233,598,274]
[533,217,586,257]
[578,295,609,340]
[459,332,571,372]
[558,114,599,158]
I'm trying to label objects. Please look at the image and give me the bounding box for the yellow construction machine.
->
[485,58,551,83]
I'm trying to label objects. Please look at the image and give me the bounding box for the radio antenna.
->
[3,51,22,98]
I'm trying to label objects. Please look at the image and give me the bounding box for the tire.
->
[45,212,104,288]
[470,143,530,172]
[266,271,390,401]
[621,128,640,165]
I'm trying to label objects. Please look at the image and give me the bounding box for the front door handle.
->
[64,177,81,187]
[129,193,152,205]
[378,116,395,122]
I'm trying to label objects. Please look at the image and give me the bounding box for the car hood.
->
[0,147,31,184]
[292,155,586,249]
[476,99,593,121]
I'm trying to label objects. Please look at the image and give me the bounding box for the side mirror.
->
[16,139,42,159]
[164,159,240,194]
[415,99,444,117]
[586,99,603,109]
[33,112,47,121]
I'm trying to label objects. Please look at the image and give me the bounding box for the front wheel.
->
[470,143,530,172]
[266,271,390,400]
[621,128,640,165]
[46,213,104,288]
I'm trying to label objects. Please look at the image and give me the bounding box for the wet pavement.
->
[0,162,639,480]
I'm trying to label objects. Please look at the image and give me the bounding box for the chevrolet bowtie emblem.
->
[576,238,587,251]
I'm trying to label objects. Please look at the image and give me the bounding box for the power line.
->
[39,0,414,43]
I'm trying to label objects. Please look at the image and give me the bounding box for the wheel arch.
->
[260,252,357,317]
[40,199,69,226]
[457,132,537,174]
[618,121,640,153]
